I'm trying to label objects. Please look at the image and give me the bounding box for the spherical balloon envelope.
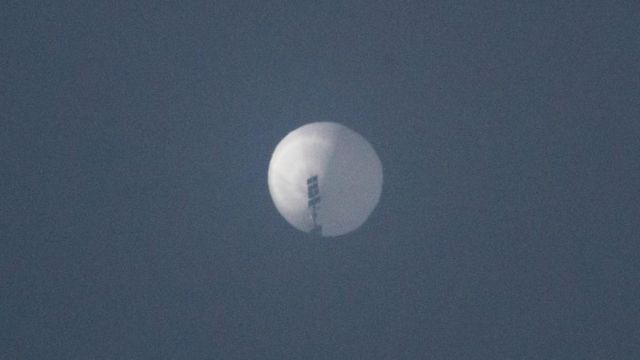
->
[268,122,383,237]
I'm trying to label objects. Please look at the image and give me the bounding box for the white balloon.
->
[268,122,383,237]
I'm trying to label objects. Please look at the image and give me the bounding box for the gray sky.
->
[2,1,639,358]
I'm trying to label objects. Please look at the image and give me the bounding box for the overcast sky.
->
[2,1,639,358]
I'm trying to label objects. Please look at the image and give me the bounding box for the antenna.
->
[307,175,322,236]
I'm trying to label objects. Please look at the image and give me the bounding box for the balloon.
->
[268,122,383,237]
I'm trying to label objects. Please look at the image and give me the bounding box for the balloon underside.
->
[268,122,383,237]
